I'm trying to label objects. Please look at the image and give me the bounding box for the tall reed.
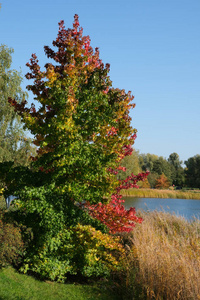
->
[120,210,200,299]
[122,188,200,200]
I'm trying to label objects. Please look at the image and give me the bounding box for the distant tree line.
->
[118,151,200,189]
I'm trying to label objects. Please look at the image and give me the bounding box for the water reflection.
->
[124,197,200,221]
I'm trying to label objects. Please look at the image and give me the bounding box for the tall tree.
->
[185,155,200,188]
[139,153,158,172]
[0,45,35,166]
[3,15,148,280]
[168,152,185,186]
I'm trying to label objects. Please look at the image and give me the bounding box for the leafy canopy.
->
[9,15,140,205]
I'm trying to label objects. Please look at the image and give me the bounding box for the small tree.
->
[155,173,170,189]
[168,152,185,186]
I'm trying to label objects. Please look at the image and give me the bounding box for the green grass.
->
[0,267,121,300]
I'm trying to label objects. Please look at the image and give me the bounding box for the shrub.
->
[21,224,125,282]
[9,186,124,281]
[0,210,24,268]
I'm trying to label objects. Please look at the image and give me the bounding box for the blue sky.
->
[0,0,200,164]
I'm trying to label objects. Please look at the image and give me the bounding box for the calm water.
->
[124,197,200,221]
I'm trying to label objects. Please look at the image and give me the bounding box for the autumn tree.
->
[9,22,137,200]
[155,173,170,189]
[3,15,148,280]
[8,15,149,202]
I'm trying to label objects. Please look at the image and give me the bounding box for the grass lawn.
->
[0,267,121,300]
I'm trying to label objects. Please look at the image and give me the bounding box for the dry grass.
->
[121,210,200,299]
[122,188,200,200]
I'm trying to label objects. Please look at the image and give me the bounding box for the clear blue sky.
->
[1,0,200,164]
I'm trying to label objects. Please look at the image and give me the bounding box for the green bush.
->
[8,186,124,282]
[0,210,25,268]
[21,223,125,282]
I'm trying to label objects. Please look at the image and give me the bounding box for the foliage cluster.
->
[21,223,125,282]
[10,185,125,281]
[84,189,144,234]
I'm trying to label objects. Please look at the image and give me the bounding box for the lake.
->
[124,197,200,221]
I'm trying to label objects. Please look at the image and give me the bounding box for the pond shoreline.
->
[121,188,200,200]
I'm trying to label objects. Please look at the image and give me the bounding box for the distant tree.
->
[0,45,35,166]
[152,156,172,184]
[185,155,200,188]
[155,173,170,189]
[168,152,185,186]
[117,149,141,181]
[139,153,158,173]
[139,153,172,187]
[168,152,182,169]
